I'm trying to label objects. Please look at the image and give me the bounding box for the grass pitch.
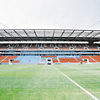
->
[0,64,100,100]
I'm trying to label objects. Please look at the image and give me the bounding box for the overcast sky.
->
[0,0,100,29]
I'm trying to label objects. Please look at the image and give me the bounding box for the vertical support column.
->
[89,41,94,45]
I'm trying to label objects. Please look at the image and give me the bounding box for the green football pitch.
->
[0,64,100,100]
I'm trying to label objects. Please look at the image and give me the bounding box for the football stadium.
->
[0,29,100,100]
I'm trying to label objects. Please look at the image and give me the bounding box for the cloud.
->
[0,0,100,29]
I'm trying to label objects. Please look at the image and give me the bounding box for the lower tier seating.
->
[53,56,100,63]
[0,55,100,64]
[0,56,20,64]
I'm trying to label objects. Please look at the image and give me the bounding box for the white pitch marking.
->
[53,66,99,100]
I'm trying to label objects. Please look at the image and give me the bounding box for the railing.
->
[1,51,100,55]
[0,48,100,51]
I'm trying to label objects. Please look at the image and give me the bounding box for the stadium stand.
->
[0,29,100,64]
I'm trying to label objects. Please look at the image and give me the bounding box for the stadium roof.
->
[0,29,100,43]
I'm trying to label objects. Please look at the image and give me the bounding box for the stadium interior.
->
[0,29,100,64]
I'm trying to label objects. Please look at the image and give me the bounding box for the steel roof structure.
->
[0,29,100,43]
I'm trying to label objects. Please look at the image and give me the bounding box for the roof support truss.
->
[68,30,75,37]
[75,30,84,37]
[52,30,55,41]
[59,30,65,40]
[4,30,14,37]
[60,30,65,37]
[24,30,32,41]
[91,32,100,38]
[0,29,99,42]
[84,31,94,37]
[34,30,39,40]
[14,30,26,41]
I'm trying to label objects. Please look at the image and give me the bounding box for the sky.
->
[0,0,100,29]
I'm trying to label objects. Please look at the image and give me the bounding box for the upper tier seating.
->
[0,44,100,51]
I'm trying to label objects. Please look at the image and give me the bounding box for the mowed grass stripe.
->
[0,65,42,100]
[56,64,100,100]
[53,66,99,100]
[0,64,99,100]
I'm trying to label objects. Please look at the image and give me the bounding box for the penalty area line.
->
[53,66,99,100]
